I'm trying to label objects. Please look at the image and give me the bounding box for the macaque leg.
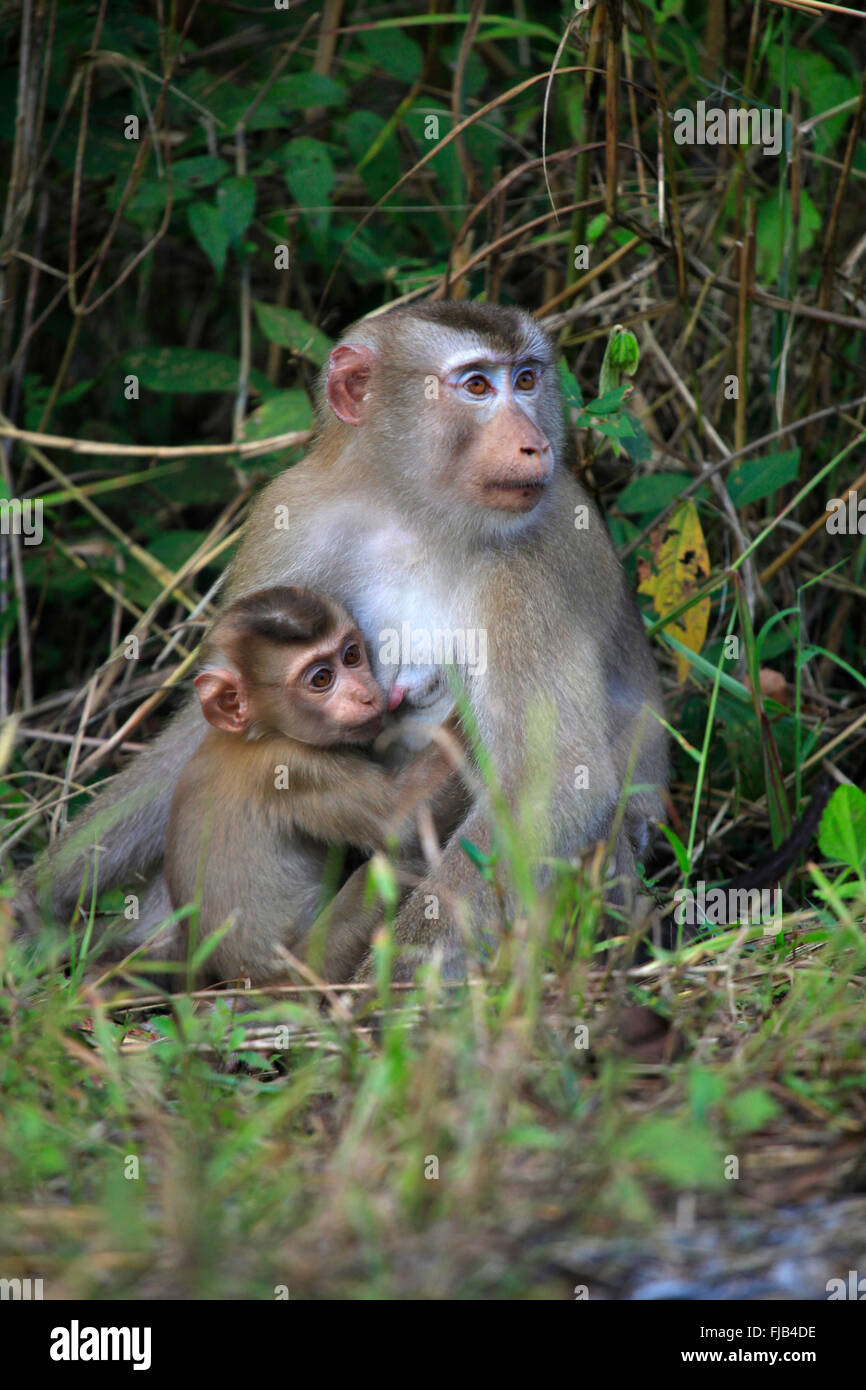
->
[306,762,472,983]
[304,865,391,982]
[87,873,184,985]
[352,766,648,984]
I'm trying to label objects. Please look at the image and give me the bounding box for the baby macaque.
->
[165,586,461,986]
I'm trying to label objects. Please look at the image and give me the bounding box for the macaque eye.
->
[342,642,362,667]
[306,665,334,691]
[462,373,491,397]
[514,368,537,391]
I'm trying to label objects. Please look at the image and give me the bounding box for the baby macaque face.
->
[194,589,390,748]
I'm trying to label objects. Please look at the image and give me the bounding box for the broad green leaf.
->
[621,1117,722,1187]
[180,74,343,132]
[726,1087,782,1134]
[244,390,314,439]
[360,27,423,82]
[620,413,652,465]
[688,1067,726,1121]
[269,73,346,110]
[343,110,402,201]
[580,415,635,441]
[618,473,689,516]
[216,176,256,246]
[727,449,800,507]
[252,303,331,367]
[756,188,821,283]
[188,202,228,278]
[122,178,187,215]
[122,347,271,394]
[242,392,314,464]
[582,385,629,414]
[819,785,866,871]
[768,50,856,155]
[559,363,584,410]
[172,156,229,188]
[282,137,335,212]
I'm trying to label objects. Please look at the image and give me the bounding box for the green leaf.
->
[582,385,629,414]
[756,188,821,283]
[122,178,187,215]
[620,413,652,465]
[657,822,690,875]
[216,176,256,246]
[558,362,584,410]
[244,391,314,440]
[56,379,95,408]
[282,137,335,213]
[172,156,229,189]
[767,50,856,155]
[819,785,866,871]
[343,110,401,202]
[688,1067,726,1121]
[252,303,332,367]
[578,414,634,440]
[360,27,423,82]
[727,449,800,507]
[621,1117,722,1187]
[269,73,346,110]
[241,391,315,464]
[180,74,344,132]
[725,1087,782,1134]
[122,348,271,394]
[188,202,228,278]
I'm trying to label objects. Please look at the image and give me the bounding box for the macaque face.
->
[438,356,552,513]
[324,304,562,528]
[195,624,387,747]
[278,625,387,746]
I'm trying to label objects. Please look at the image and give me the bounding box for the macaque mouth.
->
[489,478,547,490]
[484,476,550,509]
[352,711,384,737]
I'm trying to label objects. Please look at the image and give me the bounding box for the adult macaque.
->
[165,585,461,985]
[25,301,668,979]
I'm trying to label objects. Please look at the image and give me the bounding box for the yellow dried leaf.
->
[638,501,710,681]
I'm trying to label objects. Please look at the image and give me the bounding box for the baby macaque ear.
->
[194,669,249,733]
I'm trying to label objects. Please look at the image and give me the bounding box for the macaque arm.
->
[388,739,461,829]
[285,754,412,854]
[285,738,462,856]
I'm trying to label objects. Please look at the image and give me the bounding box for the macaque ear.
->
[326,343,375,426]
[194,669,249,734]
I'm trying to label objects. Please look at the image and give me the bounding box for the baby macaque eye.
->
[307,665,334,691]
[342,642,362,667]
[514,368,536,391]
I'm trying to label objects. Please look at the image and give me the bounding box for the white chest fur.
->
[350,518,473,732]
